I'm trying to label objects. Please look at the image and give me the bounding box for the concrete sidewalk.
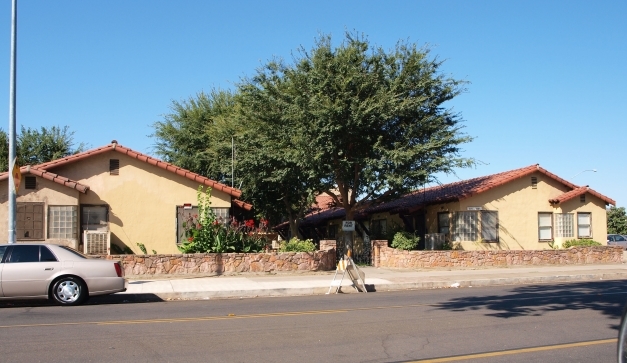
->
[119,262,627,301]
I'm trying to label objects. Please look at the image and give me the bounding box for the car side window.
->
[618,236,627,242]
[40,246,58,262]
[0,246,7,262]
[7,245,40,263]
[609,236,616,241]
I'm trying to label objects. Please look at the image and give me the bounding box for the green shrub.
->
[563,239,601,248]
[391,231,419,250]
[278,238,316,252]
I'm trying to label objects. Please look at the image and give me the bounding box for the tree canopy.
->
[607,206,627,235]
[0,125,86,172]
[152,32,475,235]
[239,33,474,220]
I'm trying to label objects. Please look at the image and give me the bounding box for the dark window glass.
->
[0,246,7,262]
[40,246,58,262]
[8,245,40,263]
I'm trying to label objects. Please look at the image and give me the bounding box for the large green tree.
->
[241,33,474,220]
[0,125,86,172]
[152,89,238,185]
[607,206,627,235]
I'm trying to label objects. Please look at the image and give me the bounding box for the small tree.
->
[608,206,627,235]
[0,125,86,171]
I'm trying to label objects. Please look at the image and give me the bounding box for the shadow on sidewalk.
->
[433,280,627,323]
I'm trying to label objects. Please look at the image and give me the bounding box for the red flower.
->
[260,218,269,226]
[187,237,194,242]
[245,219,255,228]
[213,220,220,225]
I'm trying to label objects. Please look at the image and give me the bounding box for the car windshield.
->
[59,246,89,259]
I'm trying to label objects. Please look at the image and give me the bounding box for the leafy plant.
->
[136,243,147,254]
[547,241,560,250]
[563,239,601,248]
[608,206,627,235]
[278,238,316,252]
[152,250,157,254]
[391,231,420,251]
[176,186,269,253]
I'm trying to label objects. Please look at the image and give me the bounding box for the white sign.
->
[342,220,356,231]
[467,207,482,211]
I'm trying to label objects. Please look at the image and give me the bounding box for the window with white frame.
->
[48,206,78,239]
[452,211,478,242]
[554,213,574,238]
[538,212,553,240]
[577,212,591,238]
[481,211,498,242]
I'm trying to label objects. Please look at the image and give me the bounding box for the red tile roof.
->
[279,164,615,230]
[35,142,242,198]
[549,186,615,205]
[0,166,89,193]
[232,199,253,211]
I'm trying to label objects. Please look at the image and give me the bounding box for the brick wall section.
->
[91,250,336,276]
[319,240,337,252]
[371,240,623,268]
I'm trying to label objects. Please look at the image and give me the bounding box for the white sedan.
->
[0,243,127,305]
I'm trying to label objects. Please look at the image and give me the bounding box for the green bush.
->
[563,239,601,248]
[278,238,316,252]
[391,231,419,250]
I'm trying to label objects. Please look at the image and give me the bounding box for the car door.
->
[1,245,61,298]
[0,246,8,297]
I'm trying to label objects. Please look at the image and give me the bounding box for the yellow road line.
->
[409,339,617,362]
[0,304,431,329]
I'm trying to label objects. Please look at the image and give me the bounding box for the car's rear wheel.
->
[51,276,87,306]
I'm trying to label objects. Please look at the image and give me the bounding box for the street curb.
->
[121,273,627,301]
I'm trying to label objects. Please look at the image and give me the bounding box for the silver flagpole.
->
[8,0,17,243]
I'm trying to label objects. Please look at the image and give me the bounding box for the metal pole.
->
[231,136,234,188]
[7,0,17,244]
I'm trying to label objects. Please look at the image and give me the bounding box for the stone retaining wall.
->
[91,250,336,276]
[371,240,623,268]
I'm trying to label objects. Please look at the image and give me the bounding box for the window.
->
[531,177,538,189]
[452,211,478,242]
[48,206,78,239]
[580,194,586,203]
[17,202,44,240]
[25,176,36,189]
[481,211,498,242]
[176,206,231,244]
[577,212,591,238]
[109,159,120,175]
[40,246,58,262]
[370,219,387,239]
[437,213,450,235]
[538,213,553,240]
[7,245,40,263]
[555,213,574,238]
[81,205,109,231]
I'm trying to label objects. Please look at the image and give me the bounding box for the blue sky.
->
[0,1,625,206]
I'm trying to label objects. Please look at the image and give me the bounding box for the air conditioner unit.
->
[83,230,111,255]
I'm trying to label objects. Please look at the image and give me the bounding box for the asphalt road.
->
[0,280,625,363]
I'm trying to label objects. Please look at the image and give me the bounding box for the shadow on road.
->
[434,280,627,322]
[0,293,164,308]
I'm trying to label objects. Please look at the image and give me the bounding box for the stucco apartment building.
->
[292,164,615,251]
[0,141,251,254]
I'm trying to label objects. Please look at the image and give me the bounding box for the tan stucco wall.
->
[424,171,609,250]
[0,177,80,248]
[7,150,233,254]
